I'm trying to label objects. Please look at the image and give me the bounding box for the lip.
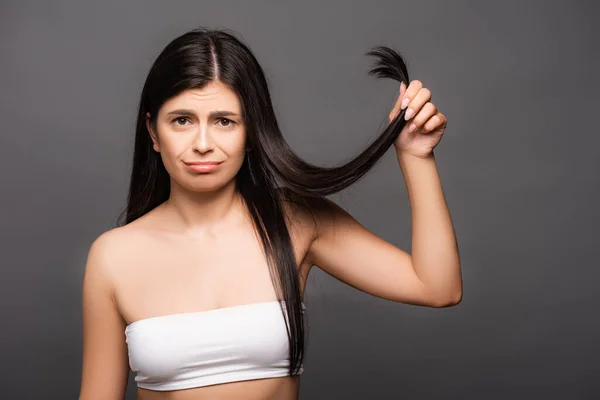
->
[184,161,223,165]
[184,161,223,173]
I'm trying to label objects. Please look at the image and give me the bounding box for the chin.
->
[181,175,236,193]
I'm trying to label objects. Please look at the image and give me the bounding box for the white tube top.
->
[125,300,306,391]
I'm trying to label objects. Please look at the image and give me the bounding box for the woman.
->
[79,27,461,400]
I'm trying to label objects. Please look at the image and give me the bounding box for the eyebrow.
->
[166,109,240,118]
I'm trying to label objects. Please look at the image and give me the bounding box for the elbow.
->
[447,290,463,307]
[430,290,462,308]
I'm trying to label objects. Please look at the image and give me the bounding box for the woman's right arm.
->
[79,232,129,399]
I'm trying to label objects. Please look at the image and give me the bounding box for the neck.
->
[164,179,245,236]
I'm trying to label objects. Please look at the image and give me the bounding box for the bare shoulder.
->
[277,187,346,233]
[89,226,132,255]
[79,224,146,398]
[87,226,138,274]
[277,187,322,241]
[85,221,153,292]
[85,228,123,286]
[276,187,350,266]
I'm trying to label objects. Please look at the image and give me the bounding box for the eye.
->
[172,117,190,126]
[217,118,235,127]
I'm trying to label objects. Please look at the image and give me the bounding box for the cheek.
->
[155,138,187,174]
[223,130,247,155]
[226,141,247,169]
[223,132,247,171]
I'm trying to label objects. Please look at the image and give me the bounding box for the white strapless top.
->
[125,300,306,391]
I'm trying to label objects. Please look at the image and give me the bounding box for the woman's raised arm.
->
[305,80,462,308]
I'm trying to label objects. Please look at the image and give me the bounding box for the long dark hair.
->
[116,27,410,375]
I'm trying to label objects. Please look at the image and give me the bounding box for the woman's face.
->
[146,81,247,193]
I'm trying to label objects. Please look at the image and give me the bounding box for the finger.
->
[408,102,437,132]
[399,81,407,102]
[400,80,422,111]
[389,95,403,123]
[421,112,446,133]
[389,82,409,122]
[404,87,431,121]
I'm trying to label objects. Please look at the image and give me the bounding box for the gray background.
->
[2,0,599,399]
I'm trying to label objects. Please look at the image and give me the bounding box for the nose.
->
[192,124,215,154]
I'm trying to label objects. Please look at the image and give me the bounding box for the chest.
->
[114,224,313,326]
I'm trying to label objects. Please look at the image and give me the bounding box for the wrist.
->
[396,150,435,162]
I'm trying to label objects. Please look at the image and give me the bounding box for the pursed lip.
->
[184,161,223,165]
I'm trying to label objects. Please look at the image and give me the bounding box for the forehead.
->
[161,82,241,114]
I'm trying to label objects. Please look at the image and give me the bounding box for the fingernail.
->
[404,108,414,120]
[401,98,410,110]
[408,123,417,132]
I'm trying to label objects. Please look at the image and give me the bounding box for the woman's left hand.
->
[388,80,447,159]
